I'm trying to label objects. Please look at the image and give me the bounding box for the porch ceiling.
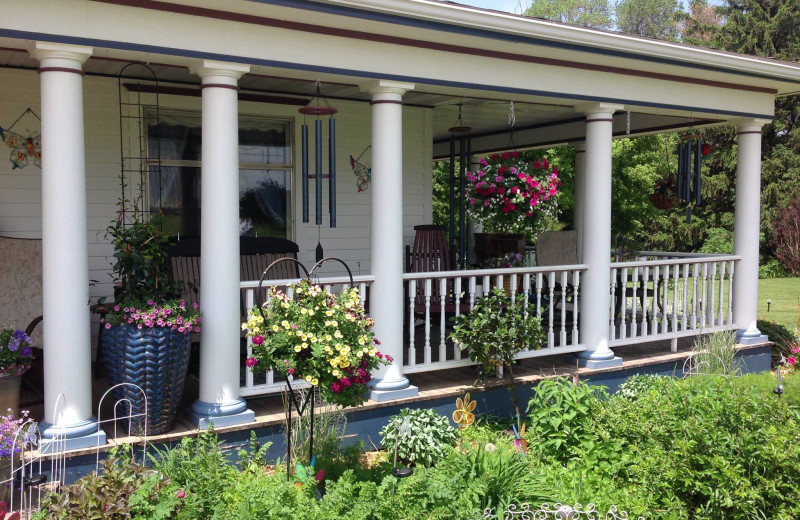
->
[0,42,713,156]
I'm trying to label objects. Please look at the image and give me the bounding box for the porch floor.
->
[20,337,770,459]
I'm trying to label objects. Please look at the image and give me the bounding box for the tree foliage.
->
[524,0,614,29]
[615,0,683,40]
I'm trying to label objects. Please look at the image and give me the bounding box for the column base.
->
[369,385,419,402]
[572,355,623,369]
[187,399,255,429]
[39,417,107,453]
[736,330,769,345]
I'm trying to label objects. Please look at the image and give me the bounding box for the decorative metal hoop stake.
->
[255,257,354,481]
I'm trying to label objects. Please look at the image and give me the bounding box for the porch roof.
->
[2,0,800,155]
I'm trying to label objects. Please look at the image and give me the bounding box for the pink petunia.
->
[788,357,797,365]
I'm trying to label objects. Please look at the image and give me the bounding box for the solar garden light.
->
[392,417,413,493]
[767,299,772,312]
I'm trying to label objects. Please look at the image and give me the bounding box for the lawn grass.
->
[758,277,800,332]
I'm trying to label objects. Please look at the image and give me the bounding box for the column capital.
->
[360,79,415,98]
[574,102,625,118]
[733,118,771,134]
[189,60,250,83]
[28,41,92,69]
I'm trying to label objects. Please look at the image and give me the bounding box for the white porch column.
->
[733,119,769,343]
[573,141,587,262]
[362,80,418,401]
[575,103,623,368]
[188,60,254,428]
[29,42,105,449]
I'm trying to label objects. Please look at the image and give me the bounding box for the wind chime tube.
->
[448,138,456,267]
[315,118,323,226]
[329,117,336,228]
[694,139,702,205]
[676,141,684,201]
[302,124,309,223]
[458,136,467,270]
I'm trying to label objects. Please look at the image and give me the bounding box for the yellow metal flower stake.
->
[452,392,477,430]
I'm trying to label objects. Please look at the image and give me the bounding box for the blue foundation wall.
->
[54,345,771,483]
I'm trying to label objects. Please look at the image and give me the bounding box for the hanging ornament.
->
[299,80,338,228]
[448,103,472,269]
[0,108,42,170]
[349,145,371,192]
[676,133,704,223]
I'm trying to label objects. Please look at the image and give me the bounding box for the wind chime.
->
[448,103,471,269]
[676,133,710,223]
[300,81,338,260]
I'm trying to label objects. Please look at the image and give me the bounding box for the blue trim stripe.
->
[0,28,774,120]
[248,0,797,85]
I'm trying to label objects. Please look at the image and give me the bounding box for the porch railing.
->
[238,255,737,397]
[402,265,587,374]
[609,254,739,347]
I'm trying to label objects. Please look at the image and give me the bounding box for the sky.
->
[453,0,523,14]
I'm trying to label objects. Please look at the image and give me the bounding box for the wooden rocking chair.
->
[406,225,469,318]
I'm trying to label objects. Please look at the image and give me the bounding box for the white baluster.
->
[408,279,416,367]
[681,263,690,331]
[700,263,708,329]
[631,266,639,338]
[727,261,735,325]
[536,272,543,320]
[424,278,432,366]
[709,262,717,328]
[453,277,463,361]
[245,288,254,390]
[469,277,477,310]
[691,263,699,330]
[439,277,447,362]
[717,262,726,324]
[650,265,659,336]
[572,270,580,346]
[547,271,555,349]
[559,270,568,347]
[620,267,629,340]
[610,267,618,340]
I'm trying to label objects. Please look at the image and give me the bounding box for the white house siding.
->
[0,67,433,345]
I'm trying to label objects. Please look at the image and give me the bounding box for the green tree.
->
[524,0,614,29]
[701,0,800,266]
[615,0,683,40]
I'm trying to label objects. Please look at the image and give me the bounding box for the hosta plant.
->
[380,408,458,467]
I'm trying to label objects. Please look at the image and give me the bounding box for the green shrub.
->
[380,408,458,467]
[36,446,154,520]
[759,258,789,278]
[758,317,797,360]
[525,378,620,468]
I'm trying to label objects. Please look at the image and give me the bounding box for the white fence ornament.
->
[484,502,647,520]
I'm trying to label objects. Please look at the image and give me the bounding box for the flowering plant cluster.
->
[464,151,560,235]
[0,327,34,376]
[101,299,201,335]
[482,252,526,269]
[0,408,30,458]
[784,338,800,371]
[242,279,389,408]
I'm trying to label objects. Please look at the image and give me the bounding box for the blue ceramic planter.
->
[102,325,191,435]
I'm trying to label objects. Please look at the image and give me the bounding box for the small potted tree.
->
[99,209,200,435]
[449,288,544,426]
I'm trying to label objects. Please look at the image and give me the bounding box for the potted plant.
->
[449,288,544,425]
[482,252,527,294]
[242,278,389,408]
[0,328,34,416]
[465,151,561,264]
[649,175,678,210]
[0,408,31,504]
[99,211,200,435]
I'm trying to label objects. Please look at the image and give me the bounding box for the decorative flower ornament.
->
[452,392,477,430]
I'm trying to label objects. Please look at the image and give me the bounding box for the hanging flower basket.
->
[464,151,561,236]
[649,193,678,210]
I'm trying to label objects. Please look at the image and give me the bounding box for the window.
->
[147,110,292,238]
